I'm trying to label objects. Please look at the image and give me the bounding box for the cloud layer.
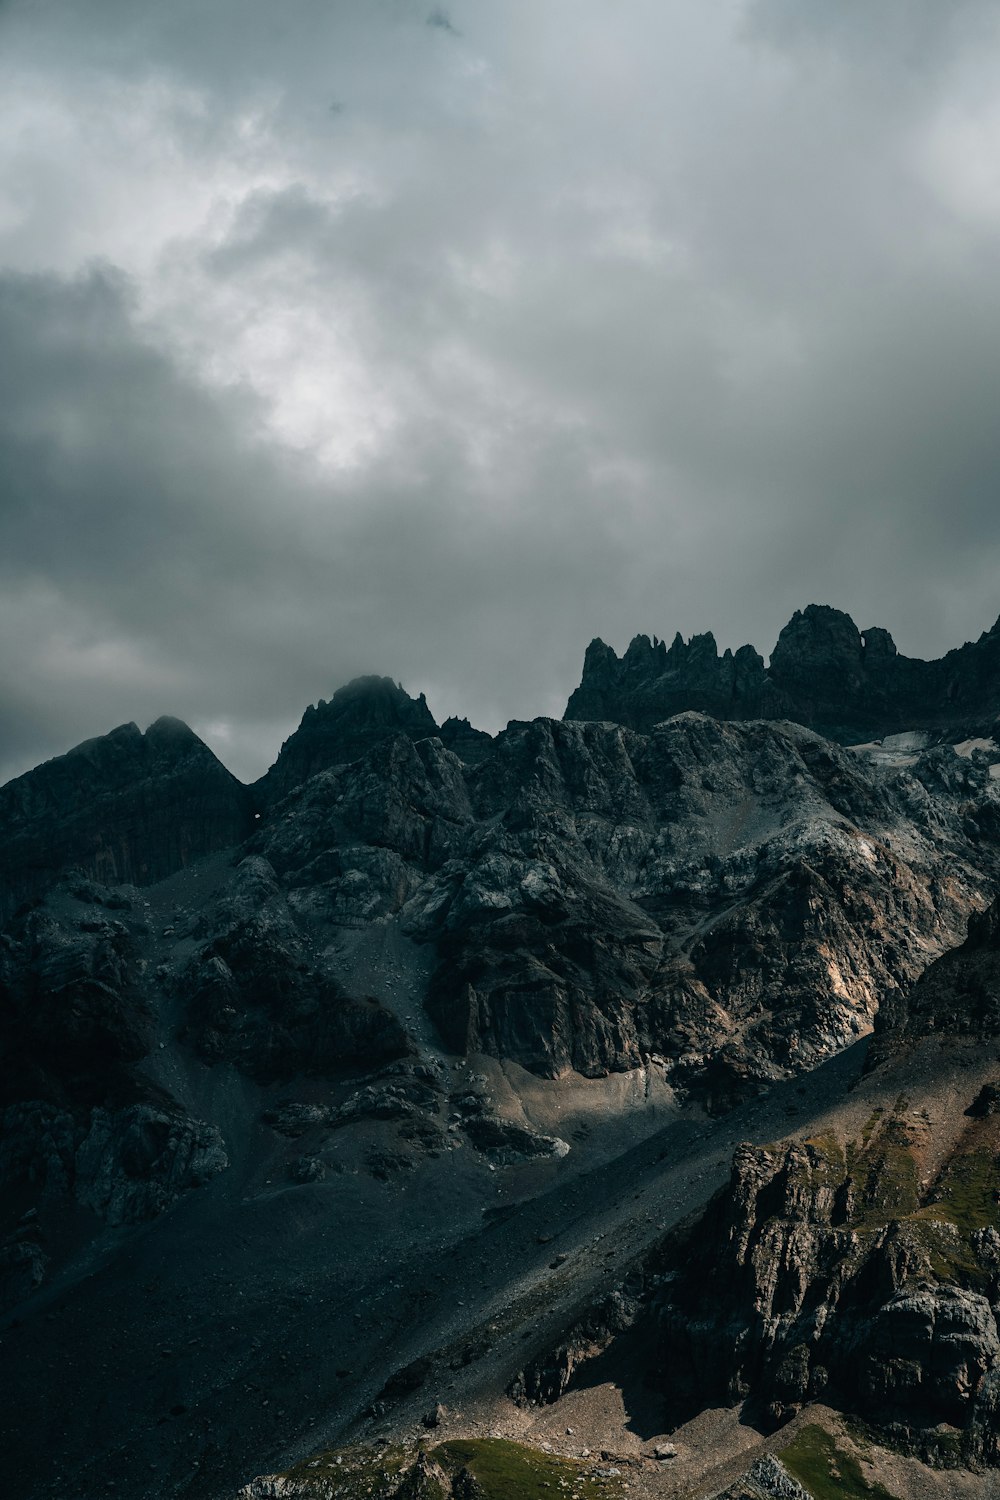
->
[4,0,1000,783]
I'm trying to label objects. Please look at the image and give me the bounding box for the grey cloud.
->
[427,9,460,37]
[745,0,1000,69]
[4,1,1000,785]
[0,267,640,783]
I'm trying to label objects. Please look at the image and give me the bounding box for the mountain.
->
[3,609,1000,1500]
[256,677,440,804]
[566,602,1000,745]
[0,716,251,922]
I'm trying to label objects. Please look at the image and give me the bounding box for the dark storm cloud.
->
[427,9,460,37]
[0,265,640,783]
[4,0,1000,784]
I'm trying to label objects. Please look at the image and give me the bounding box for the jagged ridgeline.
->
[566,602,1000,745]
[3,604,1000,1500]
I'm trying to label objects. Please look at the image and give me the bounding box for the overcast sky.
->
[4,0,1000,784]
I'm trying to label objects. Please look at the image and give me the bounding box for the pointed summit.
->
[258,675,439,801]
[0,719,251,918]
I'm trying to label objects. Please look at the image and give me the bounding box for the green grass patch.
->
[433,1438,622,1500]
[779,1424,899,1500]
[283,1443,413,1497]
[932,1148,1000,1234]
[906,1213,985,1283]
[277,1440,623,1500]
[800,1132,847,1186]
[845,1114,921,1230]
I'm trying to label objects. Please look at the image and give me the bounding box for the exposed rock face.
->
[0,899,152,1106]
[566,630,771,729]
[871,892,1000,1062]
[179,856,411,1080]
[510,1287,640,1407]
[566,603,1000,745]
[0,1098,229,1229]
[715,1455,811,1500]
[648,1103,1000,1462]
[0,716,252,921]
[0,1211,48,1308]
[257,677,439,803]
[438,716,495,766]
[304,714,999,1101]
[0,893,228,1304]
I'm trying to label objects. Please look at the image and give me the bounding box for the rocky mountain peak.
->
[769,603,864,676]
[0,718,250,919]
[437,715,495,765]
[142,713,210,748]
[257,675,439,803]
[861,623,898,659]
[565,602,1000,744]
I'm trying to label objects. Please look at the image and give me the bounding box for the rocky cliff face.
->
[566,603,1000,745]
[0,884,229,1308]
[6,689,1000,1125]
[501,899,1000,1481]
[257,677,440,804]
[249,707,1000,1103]
[871,890,1000,1062]
[178,855,411,1080]
[0,716,252,921]
[571,902,1000,1468]
[647,1103,1000,1465]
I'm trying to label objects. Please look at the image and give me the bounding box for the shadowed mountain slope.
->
[0,716,252,922]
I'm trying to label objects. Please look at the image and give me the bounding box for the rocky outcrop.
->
[0,1211,48,1308]
[449,1088,567,1163]
[257,677,439,803]
[565,603,1000,745]
[647,1105,1000,1462]
[0,890,230,1304]
[510,1287,641,1407]
[0,899,152,1106]
[566,630,772,729]
[179,856,410,1080]
[0,1097,228,1230]
[438,717,495,766]
[715,1455,811,1500]
[0,716,252,921]
[871,892,1000,1063]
